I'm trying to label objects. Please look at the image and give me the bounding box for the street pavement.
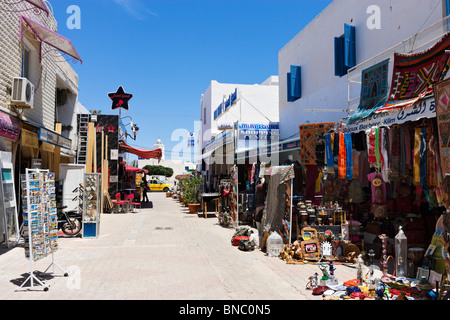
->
[0,192,376,300]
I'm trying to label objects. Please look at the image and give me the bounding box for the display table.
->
[201,193,220,219]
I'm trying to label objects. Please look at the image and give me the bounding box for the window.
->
[334,24,356,77]
[287,65,302,102]
[21,47,30,79]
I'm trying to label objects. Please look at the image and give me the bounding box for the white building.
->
[199,76,279,191]
[0,1,84,247]
[278,0,448,144]
[200,77,279,149]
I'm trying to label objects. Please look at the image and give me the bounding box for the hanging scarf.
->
[338,132,347,179]
[381,128,389,183]
[345,133,353,180]
[333,132,339,176]
[353,150,360,179]
[367,128,377,167]
[390,126,400,179]
[426,125,437,188]
[375,128,382,171]
[324,133,334,173]
[413,128,421,186]
[420,126,427,189]
[435,150,445,205]
[399,127,406,176]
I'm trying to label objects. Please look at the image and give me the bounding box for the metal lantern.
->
[395,226,408,278]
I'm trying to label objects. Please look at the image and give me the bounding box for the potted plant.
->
[180,176,203,213]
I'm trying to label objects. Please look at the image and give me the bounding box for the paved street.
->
[1,193,371,300]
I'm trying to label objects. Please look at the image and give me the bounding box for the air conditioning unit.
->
[11,77,35,109]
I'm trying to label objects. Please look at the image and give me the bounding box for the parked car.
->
[148,179,171,192]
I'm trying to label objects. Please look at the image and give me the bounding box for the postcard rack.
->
[82,173,101,238]
[17,169,67,292]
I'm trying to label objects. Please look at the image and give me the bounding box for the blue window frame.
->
[287,65,301,102]
[335,24,356,77]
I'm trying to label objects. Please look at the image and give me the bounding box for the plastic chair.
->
[113,193,126,213]
[126,193,141,213]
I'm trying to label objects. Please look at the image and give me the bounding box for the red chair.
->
[126,193,141,213]
[113,193,126,213]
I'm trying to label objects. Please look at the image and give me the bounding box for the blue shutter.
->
[344,24,356,68]
[334,37,347,77]
[290,65,302,99]
[287,73,295,102]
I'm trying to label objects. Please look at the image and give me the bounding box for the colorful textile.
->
[381,128,389,183]
[338,133,346,179]
[299,123,335,165]
[347,59,389,124]
[262,165,295,234]
[427,125,437,187]
[345,133,353,180]
[420,127,427,189]
[325,133,334,172]
[368,172,386,204]
[413,128,421,186]
[353,150,360,179]
[379,32,450,112]
[305,165,318,201]
[367,128,377,167]
[433,77,450,176]
[390,126,401,179]
[375,128,382,170]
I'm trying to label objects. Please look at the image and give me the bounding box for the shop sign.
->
[108,86,133,111]
[58,135,72,150]
[21,128,39,148]
[217,122,233,130]
[345,96,436,133]
[39,127,72,150]
[236,122,280,152]
[282,139,301,151]
[0,112,20,142]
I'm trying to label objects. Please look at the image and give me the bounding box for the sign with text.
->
[0,112,20,142]
[344,96,436,133]
[108,86,133,111]
[39,127,72,150]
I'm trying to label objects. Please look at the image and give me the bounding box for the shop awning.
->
[125,165,148,174]
[120,141,162,162]
[25,0,50,15]
[20,15,82,64]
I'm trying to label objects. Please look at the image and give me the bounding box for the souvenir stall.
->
[285,35,450,300]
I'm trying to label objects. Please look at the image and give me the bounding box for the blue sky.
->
[49,0,333,163]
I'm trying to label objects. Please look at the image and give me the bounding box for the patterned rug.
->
[346,59,389,124]
[299,122,335,165]
[379,32,450,112]
[433,77,450,177]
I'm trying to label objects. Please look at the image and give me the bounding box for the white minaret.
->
[154,139,165,160]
